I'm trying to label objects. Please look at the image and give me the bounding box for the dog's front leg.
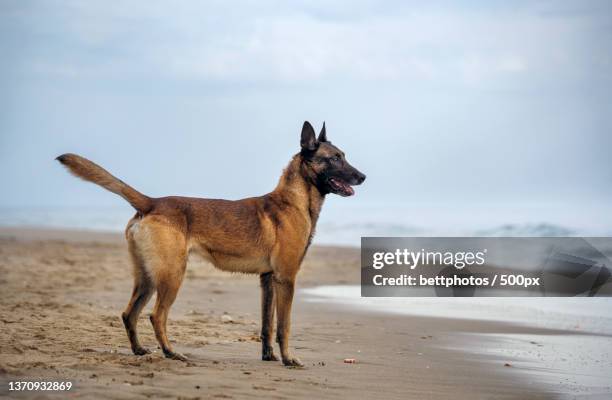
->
[274,276,303,367]
[260,272,278,361]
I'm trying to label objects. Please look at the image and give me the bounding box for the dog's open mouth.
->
[328,177,355,197]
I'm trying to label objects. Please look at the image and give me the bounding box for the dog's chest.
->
[189,242,272,274]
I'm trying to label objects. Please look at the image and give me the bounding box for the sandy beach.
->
[1,227,610,399]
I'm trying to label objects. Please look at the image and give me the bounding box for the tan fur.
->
[56,121,365,366]
[57,153,323,366]
[56,154,152,213]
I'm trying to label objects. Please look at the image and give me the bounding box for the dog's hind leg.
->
[122,238,154,355]
[127,217,188,361]
[122,282,154,355]
[146,229,188,361]
[260,272,278,361]
[150,265,187,361]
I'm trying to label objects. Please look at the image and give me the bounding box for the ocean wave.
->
[475,223,577,237]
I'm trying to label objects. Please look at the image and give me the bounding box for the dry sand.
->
[0,227,605,399]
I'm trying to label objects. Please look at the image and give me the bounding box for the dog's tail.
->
[56,153,153,213]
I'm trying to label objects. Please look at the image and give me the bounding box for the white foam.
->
[302,285,612,335]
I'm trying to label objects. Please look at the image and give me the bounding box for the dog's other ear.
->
[318,121,327,142]
[300,121,318,151]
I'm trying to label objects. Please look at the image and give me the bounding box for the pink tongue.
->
[332,178,355,196]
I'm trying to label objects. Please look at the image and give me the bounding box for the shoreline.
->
[1,227,609,399]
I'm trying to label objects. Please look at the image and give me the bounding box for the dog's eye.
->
[331,156,340,162]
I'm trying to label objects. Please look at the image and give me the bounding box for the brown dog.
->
[56,121,365,366]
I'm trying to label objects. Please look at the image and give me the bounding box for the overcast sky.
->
[1,1,611,220]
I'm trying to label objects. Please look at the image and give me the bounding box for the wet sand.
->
[0,227,608,399]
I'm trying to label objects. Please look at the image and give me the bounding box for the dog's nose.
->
[354,172,366,184]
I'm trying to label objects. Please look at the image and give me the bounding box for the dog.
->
[56,121,365,366]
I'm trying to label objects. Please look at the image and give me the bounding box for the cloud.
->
[4,0,609,89]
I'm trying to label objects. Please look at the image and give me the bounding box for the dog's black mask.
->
[300,121,366,197]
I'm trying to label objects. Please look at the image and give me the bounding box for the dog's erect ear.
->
[318,121,327,142]
[300,121,318,151]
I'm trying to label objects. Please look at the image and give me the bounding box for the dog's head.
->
[299,121,366,197]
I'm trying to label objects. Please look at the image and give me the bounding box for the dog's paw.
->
[282,356,304,367]
[262,353,279,361]
[133,346,151,356]
[262,346,279,361]
[164,351,188,362]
